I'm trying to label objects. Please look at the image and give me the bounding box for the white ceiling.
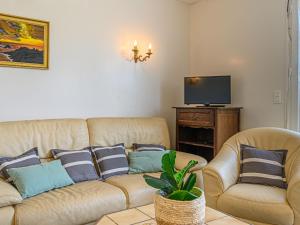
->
[178,0,201,4]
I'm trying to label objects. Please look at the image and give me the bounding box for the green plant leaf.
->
[190,187,203,198]
[143,175,173,193]
[183,173,196,191]
[160,172,178,190]
[167,190,199,201]
[162,150,176,176]
[174,160,198,187]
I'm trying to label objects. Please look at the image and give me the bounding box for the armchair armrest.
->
[175,151,207,189]
[287,163,300,225]
[203,146,239,208]
[175,151,207,171]
[0,178,22,207]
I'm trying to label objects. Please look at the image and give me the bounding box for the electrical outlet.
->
[273,90,282,104]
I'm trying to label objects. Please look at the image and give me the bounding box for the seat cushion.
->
[105,173,160,208]
[14,181,126,225]
[217,183,294,225]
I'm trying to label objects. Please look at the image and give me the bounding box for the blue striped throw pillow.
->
[239,144,288,189]
[0,148,41,180]
[51,147,99,183]
[92,143,129,179]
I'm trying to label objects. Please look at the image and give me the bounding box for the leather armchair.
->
[203,128,300,225]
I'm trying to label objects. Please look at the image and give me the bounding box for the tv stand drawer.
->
[177,109,214,127]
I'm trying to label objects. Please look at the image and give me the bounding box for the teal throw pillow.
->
[7,160,74,199]
[128,150,169,174]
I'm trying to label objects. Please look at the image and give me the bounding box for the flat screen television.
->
[184,75,231,106]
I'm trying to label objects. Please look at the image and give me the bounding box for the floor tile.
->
[134,219,157,225]
[107,208,151,225]
[205,207,227,222]
[97,216,116,225]
[207,216,250,225]
[137,204,155,219]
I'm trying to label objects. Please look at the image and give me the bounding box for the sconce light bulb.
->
[134,40,138,47]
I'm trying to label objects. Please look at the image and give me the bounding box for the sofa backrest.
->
[87,117,170,149]
[0,119,89,159]
[0,117,171,159]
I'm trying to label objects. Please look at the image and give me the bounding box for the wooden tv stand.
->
[173,106,242,161]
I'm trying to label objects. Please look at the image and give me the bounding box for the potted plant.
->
[143,150,205,225]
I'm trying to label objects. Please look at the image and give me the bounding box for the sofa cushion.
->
[51,148,99,183]
[105,173,160,208]
[217,183,294,225]
[8,160,74,199]
[128,151,168,174]
[92,144,129,179]
[133,143,166,151]
[14,181,126,225]
[0,148,41,180]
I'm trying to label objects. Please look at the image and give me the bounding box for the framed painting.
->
[0,13,49,69]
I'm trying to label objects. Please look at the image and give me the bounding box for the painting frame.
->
[0,13,49,70]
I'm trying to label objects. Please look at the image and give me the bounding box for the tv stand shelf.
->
[178,141,214,149]
[173,106,242,161]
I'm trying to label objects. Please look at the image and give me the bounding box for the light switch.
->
[273,90,282,104]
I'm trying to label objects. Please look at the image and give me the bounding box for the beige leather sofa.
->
[0,117,207,225]
[203,127,300,225]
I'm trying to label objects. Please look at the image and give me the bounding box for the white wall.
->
[0,0,190,144]
[190,0,288,129]
[0,0,290,145]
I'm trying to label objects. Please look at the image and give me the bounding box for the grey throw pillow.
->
[133,143,166,152]
[92,143,129,179]
[239,144,288,189]
[51,147,99,183]
[0,148,41,180]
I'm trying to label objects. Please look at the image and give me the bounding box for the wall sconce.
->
[132,40,153,63]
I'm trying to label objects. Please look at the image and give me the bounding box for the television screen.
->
[184,76,231,105]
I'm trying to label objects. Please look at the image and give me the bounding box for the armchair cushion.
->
[217,183,294,225]
[239,144,288,189]
[0,178,22,207]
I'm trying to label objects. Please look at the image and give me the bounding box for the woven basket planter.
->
[154,190,206,225]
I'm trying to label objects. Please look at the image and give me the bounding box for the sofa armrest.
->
[203,147,239,208]
[287,164,300,225]
[175,151,207,172]
[0,178,22,207]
